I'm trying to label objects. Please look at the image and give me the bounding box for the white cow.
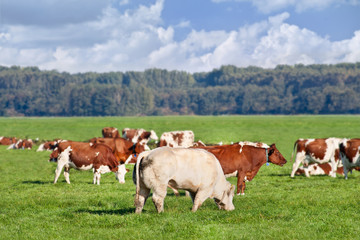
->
[133,147,235,213]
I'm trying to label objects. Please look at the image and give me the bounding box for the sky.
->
[0,0,359,73]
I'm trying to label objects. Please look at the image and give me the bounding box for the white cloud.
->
[212,0,360,13]
[0,1,359,73]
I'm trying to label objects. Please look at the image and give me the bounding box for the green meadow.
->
[0,115,359,240]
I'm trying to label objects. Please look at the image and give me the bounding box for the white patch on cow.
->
[98,165,111,174]
[36,143,45,152]
[238,141,270,152]
[89,143,93,146]
[95,152,100,157]
[225,170,238,178]
[112,128,118,133]
[218,142,223,146]
[125,154,133,164]
[150,130,158,140]
[0,137,3,141]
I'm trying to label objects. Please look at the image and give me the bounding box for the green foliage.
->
[0,63,360,116]
[1,115,360,239]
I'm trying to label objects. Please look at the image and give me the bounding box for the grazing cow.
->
[89,137,145,163]
[50,141,127,185]
[133,147,235,213]
[122,128,158,150]
[193,142,287,195]
[7,139,33,150]
[295,163,345,177]
[102,127,121,138]
[290,138,343,178]
[0,137,17,145]
[158,130,194,148]
[339,138,360,179]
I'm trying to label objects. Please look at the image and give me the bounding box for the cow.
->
[0,137,17,145]
[7,139,33,150]
[295,163,345,177]
[50,141,128,185]
[37,140,62,152]
[158,130,194,148]
[193,142,287,195]
[133,147,235,213]
[339,138,360,179]
[290,138,343,178]
[89,137,145,163]
[122,128,158,150]
[102,127,121,138]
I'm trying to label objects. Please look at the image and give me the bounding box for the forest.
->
[0,62,359,116]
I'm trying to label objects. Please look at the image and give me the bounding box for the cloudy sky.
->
[0,0,359,73]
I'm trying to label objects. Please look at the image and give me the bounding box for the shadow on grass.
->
[76,208,136,215]
[268,173,292,177]
[22,180,52,184]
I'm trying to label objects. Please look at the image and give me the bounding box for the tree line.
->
[0,63,359,116]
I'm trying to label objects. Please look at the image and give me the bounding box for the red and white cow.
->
[158,130,194,148]
[290,138,343,178]
[193,141,287,195]
[295,163,345,177]
[339,138,360,180]
[7,139,33,150]
[37,140,62,152]
[122,128,158,150]
[89,137,145,163]
[0,137,17,145]
[50,141,128,185]
[133,147,235,213]
[102,127,121,138]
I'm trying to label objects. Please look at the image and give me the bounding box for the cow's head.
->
[214,183,235,211]
[49,148,59,162]
[150,130,158,140]
[114,164,129,184]
[268,144,287,166]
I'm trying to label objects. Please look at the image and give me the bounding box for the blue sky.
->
[0,0,359,73]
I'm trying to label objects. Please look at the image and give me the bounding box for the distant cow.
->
[133,147,235,213]
[122,128,158,150]
[193,142,287,195]
[339,138,360,179]
[50,141,127,185]
[158,130,194,148]
[0,137,17,145]
[295,163,345,177]
[290,138,343,178]
[102,127,121,138]
[37,140,62,152]
[89,137,145,163]
[7,139,33,150]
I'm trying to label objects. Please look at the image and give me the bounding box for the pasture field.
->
[0,115,360,240]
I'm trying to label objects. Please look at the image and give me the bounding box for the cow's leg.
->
[343,167,349,180]
[236,173,245,195]
[54,162,66,184]
[329,160,338,178]
[192,190,210,212]
[64,167,70,184]
[291,153,306,177]
[135,184,151,214]
[152,184,167,213]
[93,169,101,185]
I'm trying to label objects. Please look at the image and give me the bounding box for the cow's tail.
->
[134,153,145,197]
[291,140,299,162]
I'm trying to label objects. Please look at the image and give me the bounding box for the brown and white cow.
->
[290,138,343,178]
[50,141,128,185]
[339,138,360,180]
[193,142,287,195]
[122,128,158,150]
[37,140,62,152]
[89,137,145,163]
[158,130,194,148]
[133,147,235,213]
[102,127,121,138]
[0,137,17,145]
[295,163,345,177]
[7,139,33,150]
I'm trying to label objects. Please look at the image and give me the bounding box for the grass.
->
[0,115,360,240]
